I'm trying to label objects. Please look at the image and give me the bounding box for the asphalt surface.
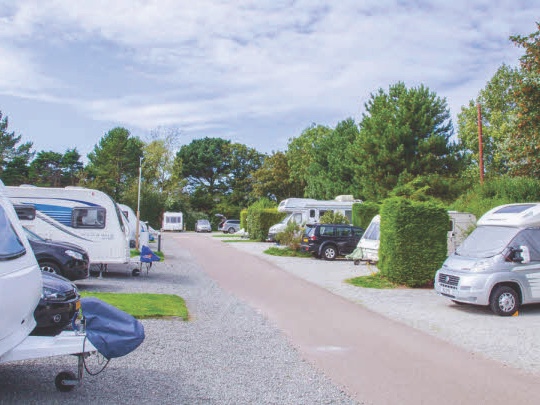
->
[187,233,540,405]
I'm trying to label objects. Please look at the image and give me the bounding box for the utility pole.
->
[136,156,142,250]
[477,103,484,184]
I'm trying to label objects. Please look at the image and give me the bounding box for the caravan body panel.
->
[118,203,149,248]
[0,180,42,357]
[6,186,130,265]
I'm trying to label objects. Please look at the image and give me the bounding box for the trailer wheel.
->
[55,371,77,392]
[489,286,519,316]
[132,268,141,277]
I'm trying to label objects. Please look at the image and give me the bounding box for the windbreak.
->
[0,205,26,261]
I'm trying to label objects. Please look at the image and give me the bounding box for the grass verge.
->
[264,246,312,258]
[346,273,399,289]
[80,292,188,320]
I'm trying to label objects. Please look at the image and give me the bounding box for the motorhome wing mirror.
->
[519,245,531,264]
[506,246,531,264]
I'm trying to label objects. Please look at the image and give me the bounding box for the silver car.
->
[195,219,212,233]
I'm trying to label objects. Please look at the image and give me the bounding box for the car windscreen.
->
[0,204,27,261]
[456,226,520,258]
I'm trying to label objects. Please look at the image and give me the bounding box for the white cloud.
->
[0,0,539,154]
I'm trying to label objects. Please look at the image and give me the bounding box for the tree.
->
[304,118,361,199]
[354,82,464,201]
[457,64,521,177]
[252,151,298,202]
[226,142,264,207]
[286,124,332,197]
[508,24,540,177]
[61,148,84,186]
[0,110,34,183]
[29,151,63,186]
[86,127,144,201]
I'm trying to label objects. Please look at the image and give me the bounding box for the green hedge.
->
[352,201,380,229]
[246,208,285,241]
[379,198,448,287]
[240,209,248,232]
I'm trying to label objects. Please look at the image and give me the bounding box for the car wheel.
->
[228,227,236,234]
[321,245,337,261]
[489,285,519,316]
[40,261,62,276]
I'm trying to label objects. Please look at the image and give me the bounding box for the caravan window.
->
[14,204,36,220]
[0,205,26,261]
[72,207,106,229]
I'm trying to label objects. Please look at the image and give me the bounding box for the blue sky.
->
[0,1,538,160]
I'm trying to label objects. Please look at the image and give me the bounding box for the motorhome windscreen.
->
[456,226,520,258]
[0,205,26,261]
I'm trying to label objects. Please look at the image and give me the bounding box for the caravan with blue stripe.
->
[6,185,131,273]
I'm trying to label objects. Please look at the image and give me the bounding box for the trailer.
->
[162,211,183,232]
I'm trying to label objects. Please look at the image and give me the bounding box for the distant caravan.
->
[162,211,183,232]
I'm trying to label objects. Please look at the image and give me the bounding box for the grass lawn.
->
[80,292,189,320]
[346,273,399,289]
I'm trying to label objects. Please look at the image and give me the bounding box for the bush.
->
[319,211,349,224]
[378,198,448,287]
[352,201,380,229]
[275,220,303,250]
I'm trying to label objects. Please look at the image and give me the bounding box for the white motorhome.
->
[162,211,183,232]
[6,185,131,270]
[0,180,42,357]
[435,203,540,316]
[268,195,361,241]
[118,203,149,248]
[355,211,476,264]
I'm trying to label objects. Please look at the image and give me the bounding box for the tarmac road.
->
[183,232,540,405]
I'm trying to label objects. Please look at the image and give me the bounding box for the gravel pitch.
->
[0,236,358,404]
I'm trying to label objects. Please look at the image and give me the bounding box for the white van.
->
[435,203,540,316]
[162,211,183,232]
[0,180,42,357]
[6,185,131,270]
[356,211,476,264]
[268,195,361,241]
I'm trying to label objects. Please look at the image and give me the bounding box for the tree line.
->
[1,24,539,229]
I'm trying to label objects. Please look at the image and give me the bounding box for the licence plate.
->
[302,238,308,243]
[441,286,454,296]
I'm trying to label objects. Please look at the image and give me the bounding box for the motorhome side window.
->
[511,229,540,261]
[292,213,302,223]
[72,207,106,229]
[0,205,26,260]
[309,209,316,219]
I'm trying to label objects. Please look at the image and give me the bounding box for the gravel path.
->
[0,235,358,404]
[227,239,540,375]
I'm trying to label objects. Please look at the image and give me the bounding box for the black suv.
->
[301,224,364,260]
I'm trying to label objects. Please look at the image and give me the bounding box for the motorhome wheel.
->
[490,286,519,316]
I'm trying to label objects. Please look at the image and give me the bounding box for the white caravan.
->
[118,203,149,248]
[6,185,131,270]
[355,211,476,264]
[162,211,183,231]
[435,203,540,316]
[268,195,361,241]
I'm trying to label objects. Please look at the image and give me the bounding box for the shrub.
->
[319,211,349,224]
[352,201,380,229]
[275,220,303,250]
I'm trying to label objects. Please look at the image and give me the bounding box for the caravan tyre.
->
[490,286,519,316]
[40,261,62,276]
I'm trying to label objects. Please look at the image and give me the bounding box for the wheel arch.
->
[489,281,523,305]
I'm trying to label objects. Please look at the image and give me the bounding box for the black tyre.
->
[490,286,519,316]
[132,268,141,277]
[228,227,236,234]
[321,245,337,261]
[40,261,62,276]
[55,371,77,392]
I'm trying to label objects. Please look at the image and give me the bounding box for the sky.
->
[0,1,538,161]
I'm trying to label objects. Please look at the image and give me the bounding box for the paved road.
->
[183,233,540,405]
